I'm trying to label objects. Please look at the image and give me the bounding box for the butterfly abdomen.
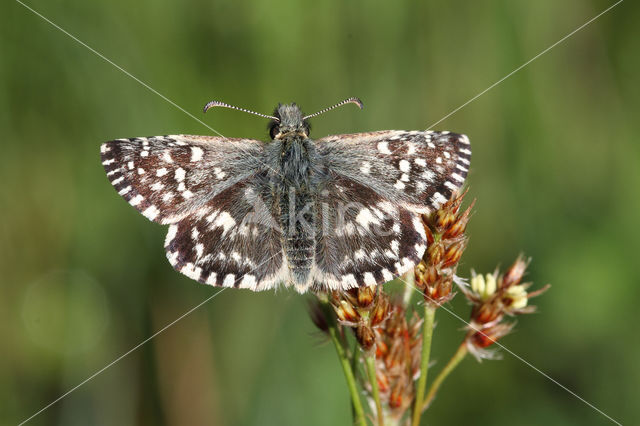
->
[275,137,318,291]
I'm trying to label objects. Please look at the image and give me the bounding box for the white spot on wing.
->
[341,274,358,288]
[165,225,178,246]
[377,141,392,154]
[451,173,465,183]
[239,274,257,289]
[360,161,371,175]
[212,211,236,235]
[399,160,411,172]
[118,186,132,195]
[445,181,458,191]
[142,205,159,220]
[356,208,380,228]
[190,146,204,162]
[222,274,236,287]
[129,194,144,206]
[181,263,202,281]
[415,158,427,167]
[175,168,186,182]
[381,269,394,282]
[156,168,168,177]
[213,167,226,180]
[364,272,376,286]
[432,192,447,205]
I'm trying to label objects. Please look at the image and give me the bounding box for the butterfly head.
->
[203,98,363,141]
[269,103,310,140]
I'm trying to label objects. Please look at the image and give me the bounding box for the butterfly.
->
[101,98,471,293]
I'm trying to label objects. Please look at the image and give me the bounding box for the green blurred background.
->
[1,0,638,425]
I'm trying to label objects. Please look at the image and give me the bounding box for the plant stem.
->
[365,354,384,426]
[422,342,468,411]
[328,323,367,426]
[411,304,436,426]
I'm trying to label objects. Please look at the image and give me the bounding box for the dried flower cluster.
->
[310,189,550,426]
[374,303,422,420]
[415,189,473,306]
[461,257,550,359]
[330,287,390,353]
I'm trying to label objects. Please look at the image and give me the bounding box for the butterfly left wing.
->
[100,135,267,224]
[101,135,288,290]
[312,130,471,289]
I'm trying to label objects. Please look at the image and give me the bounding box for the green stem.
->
[365,354,384,426]
[422,342,468,411]
[328,324,367,426]
[411,305,436,426]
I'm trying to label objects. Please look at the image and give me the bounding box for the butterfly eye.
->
[269,123,280,140]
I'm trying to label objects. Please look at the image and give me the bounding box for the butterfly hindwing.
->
[313,174,427,289]
[316,130,471,214]
[164,175,287,290]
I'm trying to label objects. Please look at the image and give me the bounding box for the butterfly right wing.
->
[316,130,471,214]
[312,130,471,289]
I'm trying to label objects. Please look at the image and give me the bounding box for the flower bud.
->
[442,239,467,267]
[334,300,360,323]
[469,323,514,348]
[356,286,375,308]
[502,256,529,288]
[503,285,528,309]
[370,297,389,327]
[356,325,376,351]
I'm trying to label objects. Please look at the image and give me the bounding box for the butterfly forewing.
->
[100,135,267,224]
[316,130,471,214]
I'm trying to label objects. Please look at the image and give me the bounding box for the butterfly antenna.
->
[203,100,279,121]
[303,97,364,120]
